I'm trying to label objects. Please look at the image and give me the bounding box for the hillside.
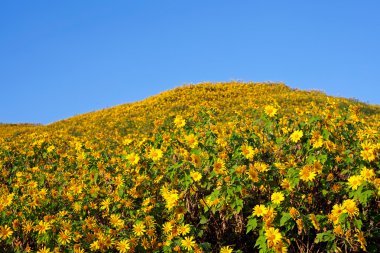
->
[0,82,379,252]
[0,123,40,138]
[2,82,380,141]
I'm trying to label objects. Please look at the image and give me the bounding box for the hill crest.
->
[1,82,380,139]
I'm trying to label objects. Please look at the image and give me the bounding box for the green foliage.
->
[0,83,379,252]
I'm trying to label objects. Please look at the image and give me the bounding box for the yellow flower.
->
[47,145,55,153]
[174,115,186,128]
[263,206,277,223]
[72,202,82,213]
[34,220,51,235]
[179,224,191,236]
[163,222,173,235]
[220,246,234,253]
[309,214,320,231]
[90,240,100,251]
[265,227,282,246]
[311,131,323,148]
[190,171,202,182]
[4,193,14,207]
[241,145,256,159]
[110,214,125,229]
[216,137,228,147]
[58,229,71,245]
[144,215,156,226]
[190,154,202,167]
[290,130,303,143]
[247,165,259,182]
[252,204,268,217]
[133,222,146,236]
[296,218,304,232]
[357,230,367,251]
[264,105,278,117]
[274,162,286,171]
[116,239,130,253]
[271,192,285,205]
[342,199,359,217]
[100,198,111,211]
[289,207,299,219]
[280,179,293,191]
[347,175,363,190]
[0,225,13,240]
[161,187,179,210]
[22,220,34,234]
[329,204,346,224]
[122,138,133,146]
[214,158,227,175]
[253,162,269,173]
[184,134,198,149]
[360,167,375,181]
[333,224,344,236]
[148,148,163,161]
[299,166,316,182]
[167,192,179,209]
[37,246,51,253]
[73,246,85,253]
[331,183,341,193]
[181,236,196,251]
[313,136,324,148]
[126,152,140,165]
[360,149,375,161]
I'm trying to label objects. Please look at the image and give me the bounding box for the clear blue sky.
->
[1,1,379,124]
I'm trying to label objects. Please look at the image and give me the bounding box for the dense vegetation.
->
[0,82,379,252]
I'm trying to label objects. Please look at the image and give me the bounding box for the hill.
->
[0,82,379,252]
[0,123,40,138]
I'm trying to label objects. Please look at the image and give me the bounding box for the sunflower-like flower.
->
[181,236,196,251]
[290,130,303,143]
[252,204,268,217]
[271,192,285,205]
[265,227,282,247]
[264,105,278,117]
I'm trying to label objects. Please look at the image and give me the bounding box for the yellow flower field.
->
[0,82,379,252]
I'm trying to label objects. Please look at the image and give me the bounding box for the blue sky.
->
[1,1,379,124]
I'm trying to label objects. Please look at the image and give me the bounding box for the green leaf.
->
[354,219,363,230]
[117,187,124,198]
[338,213,349,224]
[162,245,172,253]
[246,217,258,234]
[199,215,208,225]
[234,198,244,213]
[227,187,234,197]
[199,242,212,251]
[318,154,328,164]
[306,155,316,164]
[210,189,220,199]
[287,167,300,187]
[276,137,284,145]
[255,235,267,250]
[183,173,192,189]
[280,212,292,226]
[359,190,374,206]
[308,116,321,124]
[315,231,335,243]
[191,148,202,155]
[322,129,330,139]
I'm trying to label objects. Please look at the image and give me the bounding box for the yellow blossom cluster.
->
[0,82,379,252]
